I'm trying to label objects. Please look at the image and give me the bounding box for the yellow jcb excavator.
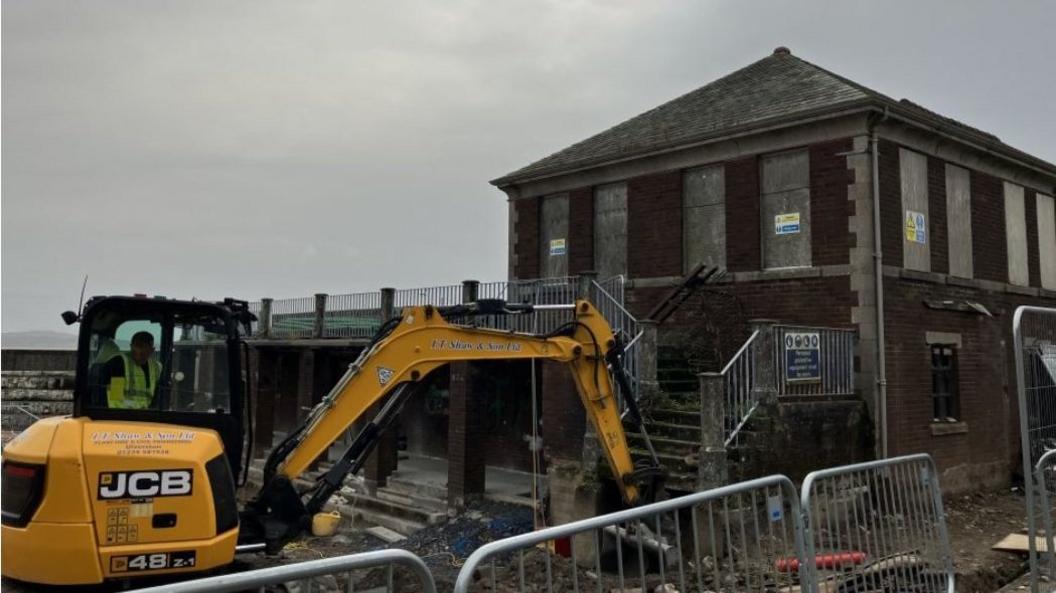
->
[0,294,663,585]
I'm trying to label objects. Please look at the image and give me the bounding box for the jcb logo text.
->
[98,469,193,499]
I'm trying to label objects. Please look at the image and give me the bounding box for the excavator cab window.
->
[74,296,245,475]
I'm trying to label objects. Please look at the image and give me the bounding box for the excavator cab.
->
[73,295,251,477]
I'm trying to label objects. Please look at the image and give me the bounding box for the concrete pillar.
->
[380,287,396,322]
[252,348,277,457]
[364,287,400,494]
[313,293,327,339]
[749,319,778,404]
[259,298,273,338]
[447,362,485,509]
[462,279,480,304]
[698,372,728,489]
[576,271,597,301]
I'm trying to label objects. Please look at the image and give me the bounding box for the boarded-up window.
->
[760,149,810,269]
[593,183,627,279]
[1004,182,1028,286]
[945,164,973,278]
[900,148,930,272]
[683,165,725,272]
[539,193,569,278]
[1036,193,1056,289]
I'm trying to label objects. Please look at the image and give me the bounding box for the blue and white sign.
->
[774,212,801,235]
[784,331,821,383]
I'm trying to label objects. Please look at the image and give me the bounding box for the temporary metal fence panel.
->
[454,474,807,593]
[1013,305,1056,593]
[269,296,317,339]
[324,291,383,339]
[1034,449,1056,583]
[800,454,954,593]
[773,325,855,397]
[125,549,436,593]
[722,330,759,447]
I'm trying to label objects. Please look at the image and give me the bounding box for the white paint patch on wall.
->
[1037,193,1056,290]
[1003,182,1028,286]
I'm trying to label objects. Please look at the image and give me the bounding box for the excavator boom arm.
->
[251,301,648,538]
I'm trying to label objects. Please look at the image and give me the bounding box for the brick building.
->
[493,47,1056,493]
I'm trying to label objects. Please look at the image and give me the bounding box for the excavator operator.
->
[102,330,162,409]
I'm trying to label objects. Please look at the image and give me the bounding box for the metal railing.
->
[722,330,759,447]
[592,277,641,406]
[269,295,317,339]
[1014,305,1056,593]
[324,291,383,339]
[773,325,855,397]
[800,454,954,593]
[125,549,436,593]
[453,474,806,593]
[393,284,463,308]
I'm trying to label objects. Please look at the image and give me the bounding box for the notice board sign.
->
[784,331,821,383]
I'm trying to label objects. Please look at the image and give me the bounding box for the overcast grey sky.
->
[3,1,1054,333]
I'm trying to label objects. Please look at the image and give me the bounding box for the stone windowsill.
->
[930,421,968,436]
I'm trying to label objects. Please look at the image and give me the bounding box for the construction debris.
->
[992,533,1050,553]
[365,525,406,544]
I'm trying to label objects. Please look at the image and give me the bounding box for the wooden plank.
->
[992,533,1050,553]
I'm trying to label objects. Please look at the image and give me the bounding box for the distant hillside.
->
[2,331,78,350]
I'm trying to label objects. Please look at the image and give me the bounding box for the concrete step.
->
[625,432,699,456]
[384,476,448,501]
[632,419,699,441]
[374,486,446,513]
[630,448,696,473]
[346,491,446,528]
[1,371,75,391]
[645,407,700,425]
[329,502,426,537]
[1,388,75,402]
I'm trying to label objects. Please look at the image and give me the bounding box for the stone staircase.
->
[1,370,75,433]
[244,453,447,537]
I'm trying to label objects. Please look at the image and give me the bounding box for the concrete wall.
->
[593,183,627,279]
[682,164,725,270]
[2,349,77,371]
[945,164,973,278]
[1039,193,1056,289]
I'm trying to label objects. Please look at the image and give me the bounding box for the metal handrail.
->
[721,329,759,375]
[126,549,437,593]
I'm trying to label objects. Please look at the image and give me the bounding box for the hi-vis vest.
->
[107,353,161,410]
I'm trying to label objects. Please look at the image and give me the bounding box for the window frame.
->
[930,343,960,422]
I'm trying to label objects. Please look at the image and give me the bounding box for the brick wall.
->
[512,197,540,279]
[628,171,683,278]
[883,277,1056,490]
[627,275,855,329]
[540,360,586,462]
[568,187,594,274]
[969,170,1006,283]
[927,156,949,274]
[725,157,761,271]
[809,138,855,266]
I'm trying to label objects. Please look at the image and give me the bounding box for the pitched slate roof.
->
[493,48,1055,187]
